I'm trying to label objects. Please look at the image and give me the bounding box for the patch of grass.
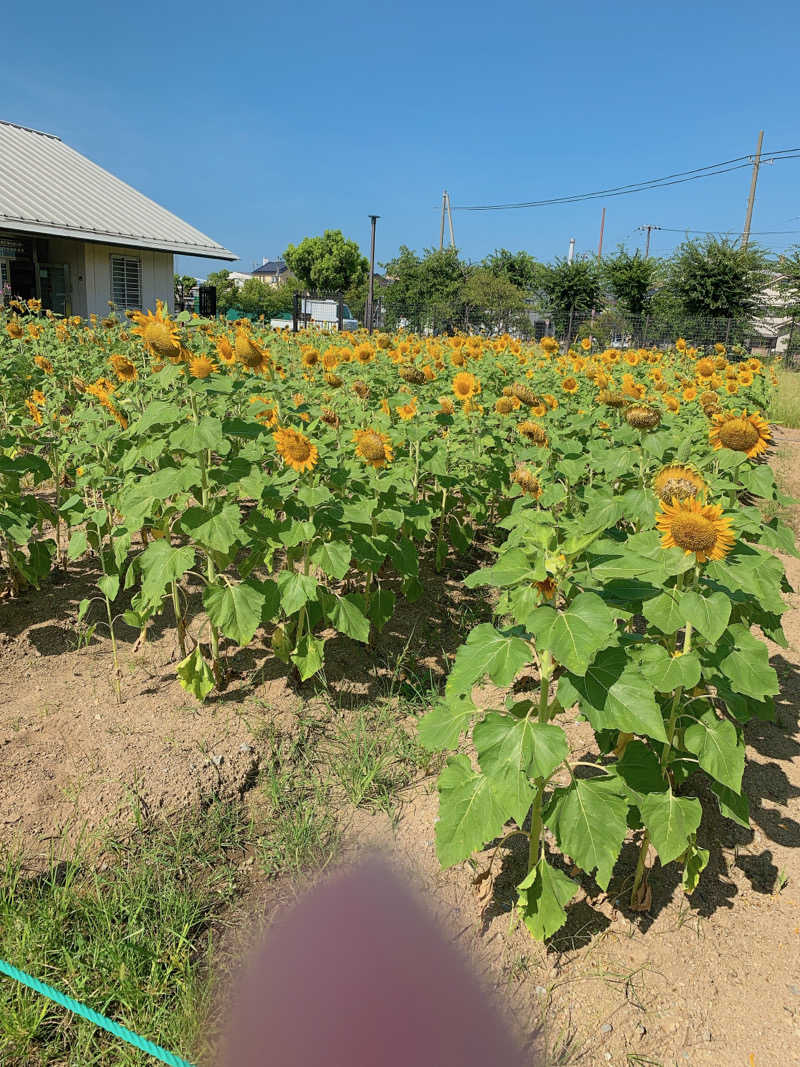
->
[0,801,248,1066]
[256,719,340,878]
[769,367,800,428]
[330,702,441,813]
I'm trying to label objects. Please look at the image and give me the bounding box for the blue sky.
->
[3,0,800,278]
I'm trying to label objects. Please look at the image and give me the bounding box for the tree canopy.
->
[284,229,369,293]
[666,237,770,320]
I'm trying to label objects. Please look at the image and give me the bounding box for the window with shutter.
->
[110,255,142,311]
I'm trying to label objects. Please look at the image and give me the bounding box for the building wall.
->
[83,243,174,316]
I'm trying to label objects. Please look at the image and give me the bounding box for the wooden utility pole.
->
[366,214,379,334]
[742,129,764,249]
[641,224,658,258]
[597,207,606,259]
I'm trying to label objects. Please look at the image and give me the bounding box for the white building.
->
[0,120,236,317]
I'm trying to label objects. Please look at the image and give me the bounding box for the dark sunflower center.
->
[670,514,718,552]
[718,419,760,452]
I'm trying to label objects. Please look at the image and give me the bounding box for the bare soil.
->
[3,443,800,1067]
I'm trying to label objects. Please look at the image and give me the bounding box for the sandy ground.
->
[2,439,800,1066]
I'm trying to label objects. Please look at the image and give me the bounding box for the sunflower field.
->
[1,299,796,939]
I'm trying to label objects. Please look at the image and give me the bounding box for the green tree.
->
[602,249,658,317]
[482,248,541,292]
[536,258,604,342]
[463,267,528,334]
[205,269,239,315]
[173,273,197,311]
[667,237,770,321]
[381,246,469,332]
[284,230,369,293]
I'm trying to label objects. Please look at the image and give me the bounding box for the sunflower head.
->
[325,373,343,388]
[511,383,538,406]
[510,466,542,498]
[396,397,418,420]
[452,371,480,399]
[353,428,393,469]
[354,342,375,364]
[6,318,24,340]
[235,328,270,371]
[216,336,236,364]
[652,464,707,504]
[495,396,516,415]
[709,409,771,458]
[352,380,370,399]
[109,353,137,382]
[131,307,181,359]
[321,407,340,429]
[598,389,627,408]
[625,404,661,430]
[518,420,548,446]
[562,376,579,394]
[189,354,217,379]
[273,427,318,472]
[695,357,715,378]
[655,496,735,563]
[399,364,426,385]
[438,397,455,415]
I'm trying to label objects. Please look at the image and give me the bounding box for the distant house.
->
[0,120,237,317]
[252,259,291,287]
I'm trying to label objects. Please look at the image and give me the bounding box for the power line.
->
[450,147,800,212]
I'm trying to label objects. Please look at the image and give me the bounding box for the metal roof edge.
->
[0,218,238,260]
[0,118,61,140]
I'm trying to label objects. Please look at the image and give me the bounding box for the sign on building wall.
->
[0,235,29,259]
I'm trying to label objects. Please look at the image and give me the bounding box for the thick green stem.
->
[171,580,186,658]
[538,649,553,723]
[434,486,448,572]
[527,782,544,873]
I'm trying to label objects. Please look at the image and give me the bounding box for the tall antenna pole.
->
[366,214,379,334]
[597,207,606,259]
[446,192,456,248]
[742,129,764,249]
[439,191,446,250]
[567,237,575,264]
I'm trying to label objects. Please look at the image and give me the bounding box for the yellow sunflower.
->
[353,428,393,469]
[452,372,480,399]
[34,355,54,375]
[439,397,455,415]
[6,318,24,340]
[216,336,236,365]
[235,328,271,372]
[655,497,735,563]
[130,306,181,360]
[562,376,579,394]
[709,410,771,459]
[273,427,318,472]
[25,397,43,425]
[652,464,707,504]
[354,342,375,365]
[109,353,137,382]
[396,397,418,420]
[189,355,217,379]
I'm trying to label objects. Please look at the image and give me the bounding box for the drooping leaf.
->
[179,504,242,555]
[680,590,731,644]
[517,856,578,940]
[527,592,616,676]
[310,539,352,580]
[709,781,750,828]
[683,710,745,792]
[177,647,215,702]
[544,777,628,889]
[418,693,476,752]
[709,624,779,701]
[642,590,684,635]
[681,836,709,893]
[276,571,319,616]
[290,633,326,681]
[203,580,266,646]
[464,548,542,589]
[558,648,667,742]
[639,645,701,692]
[320,591,370,644]
[446,623,531,697]
[169,415,224,454]
[139,539,195,607]
[638,789,701,865]
[435,755,507,869]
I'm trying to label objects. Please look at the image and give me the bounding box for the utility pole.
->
[639,224,659,258]
[568,237,575,264]
[366,214,379,334]
[439,191,455,250]
[742,129,764,249]
[597,207,606,259]
[446,191,456,249]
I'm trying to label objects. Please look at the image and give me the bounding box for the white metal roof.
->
[0,120,237,260]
